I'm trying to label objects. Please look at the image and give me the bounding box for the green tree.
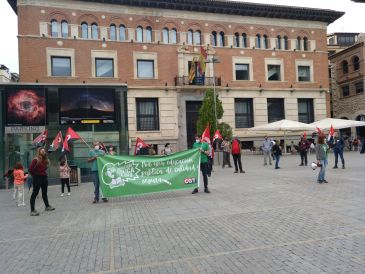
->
[197,90,224,136]
[218,122,233,139]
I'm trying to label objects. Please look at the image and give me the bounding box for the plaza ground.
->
[0,151,364,274]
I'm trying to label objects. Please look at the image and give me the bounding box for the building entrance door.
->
[186,101,202,148]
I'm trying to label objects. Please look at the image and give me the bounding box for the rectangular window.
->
[51,56,71,76]
[298,99,314,124]
[95,58,114,77]
[136,98,159,131]
[267,65,281,81]
[298,66,311,82]
[235,64,250,80]
[355,81,364,94]
[137,60,154,78]
[267,98,285,123]
[342,85,350,97]
[235,99,254,128]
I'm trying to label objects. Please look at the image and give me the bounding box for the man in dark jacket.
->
[330,133,345,169]
[298,137,311,166]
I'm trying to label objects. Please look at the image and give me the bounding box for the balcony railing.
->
[175,76,222,86]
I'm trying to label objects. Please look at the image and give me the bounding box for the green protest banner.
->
[97,148,201,197]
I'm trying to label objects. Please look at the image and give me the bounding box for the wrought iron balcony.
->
[175,76,221,87]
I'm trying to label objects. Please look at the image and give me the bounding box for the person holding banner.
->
[192,135,210,194]
[88,142,108,203]
[29,148,55,216]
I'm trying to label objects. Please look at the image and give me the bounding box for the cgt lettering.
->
[184,178,196,184]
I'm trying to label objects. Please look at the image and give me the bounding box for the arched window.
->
[146,26,152,42]
[303,37,308,51]
[81,22,88,39]
[342,60,349,74]
[136,26,143,42]
[263,35,269,49]
[110,24,116,40]
[256,34,261,48]
[242,33,247,48]
[283,36,289,50]
[119,25,126,41]
[51,20,58,37]
[296,37,301,50]
[171,28,177,44]
[353,56,360,71]
[61,21,68,38]
[276,35,281,49]
[91,23,98,39]
[219,31,225,47]
[234,33,240,47]
[162,28,169,43]
[187,30,193,45]
[211,31,217,46]
[194,30,201,45]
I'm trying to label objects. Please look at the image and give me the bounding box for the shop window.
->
[235,64,250,80]
[119,25,126,41]
[298,66,311,82]
[91,23,98,39]
[51,20,58,37]
[267,65,281,81]
[95,58,114,77]
[51,56,71,76]
[110,24,116,40]
[137,60,154,78]
[136,98,160,131]
[81,22,88,39]
[342,85,350,97]
[235,99,254,128]
[267,98,285,123]
[61,21,68,38]
[298,99,314,123]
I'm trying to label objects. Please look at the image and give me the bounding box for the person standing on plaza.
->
[330,132,345,169]
[262,137,273,165]
[231,136,245,173]
[108,146,116,155]
[13,162,27,207]
[88,142,108,203]
[298,136,311,166]
[315,135,329,183]
[29,147,55,216]
[272,140,282,169]
[192,135,210,194]
[221,137,232,168]
[207,143,213,177]
[59,159,71,197]
[161,143,173,155]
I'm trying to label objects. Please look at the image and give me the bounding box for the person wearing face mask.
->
[192,135,210,194]
[88,142,108,203]
[29,147,55,216]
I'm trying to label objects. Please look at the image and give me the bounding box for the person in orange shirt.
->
[13,162,28,207]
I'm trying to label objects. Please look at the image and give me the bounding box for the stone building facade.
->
[7,0,343,152]
[329,40,365,137]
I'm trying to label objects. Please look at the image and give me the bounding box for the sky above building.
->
[0,0,364,73]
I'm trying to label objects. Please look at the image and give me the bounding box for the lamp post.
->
[205,56,220,129]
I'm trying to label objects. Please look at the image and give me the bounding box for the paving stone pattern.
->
[0,152,364,273]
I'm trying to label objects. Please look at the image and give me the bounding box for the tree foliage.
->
[197,89,224,136]
[218,122,233,139]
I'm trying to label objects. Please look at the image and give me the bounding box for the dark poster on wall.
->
[6,87,47,126]
[59,87,116,125]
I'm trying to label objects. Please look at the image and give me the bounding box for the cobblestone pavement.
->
[0,151,364,274]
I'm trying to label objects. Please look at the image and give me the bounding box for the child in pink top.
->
[13,162,28,206]
[59,159,71,196]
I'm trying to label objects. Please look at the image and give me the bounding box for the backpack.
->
[232,139,240,154]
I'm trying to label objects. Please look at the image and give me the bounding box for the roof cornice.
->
[7,0,344,24]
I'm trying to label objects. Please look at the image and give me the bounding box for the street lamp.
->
[205,56,220,129]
